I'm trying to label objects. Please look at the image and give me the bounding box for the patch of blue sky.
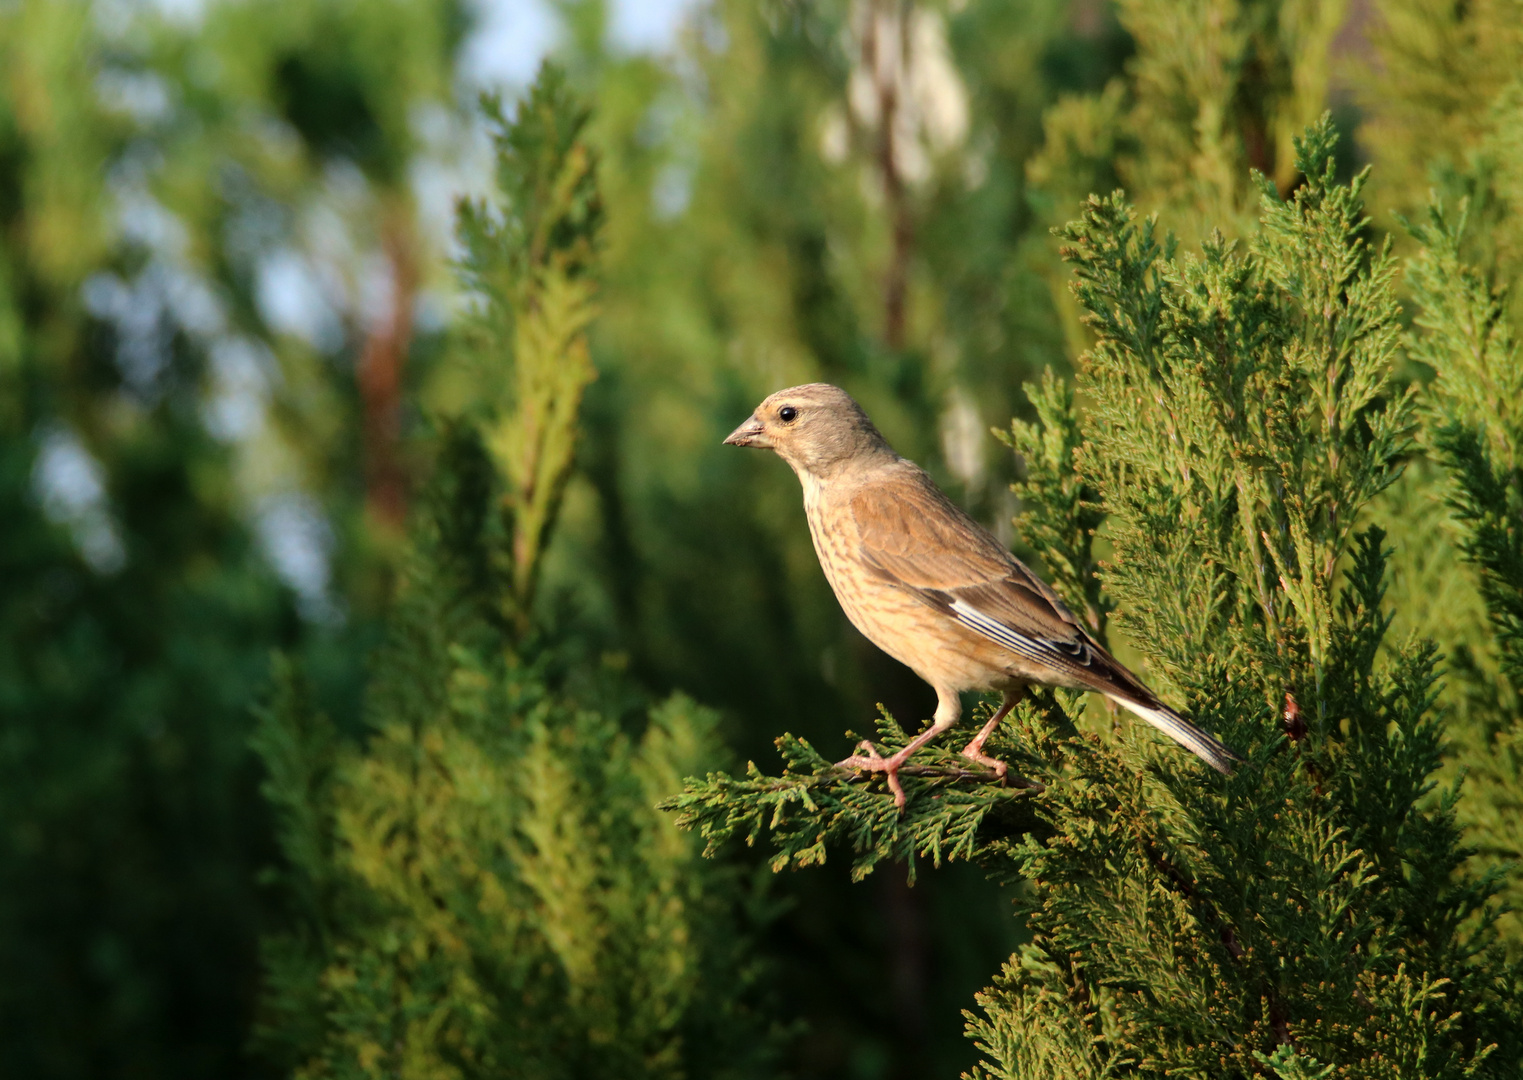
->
[463,0,705,88]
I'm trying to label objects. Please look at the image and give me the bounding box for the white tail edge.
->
[1105,695,1240,775]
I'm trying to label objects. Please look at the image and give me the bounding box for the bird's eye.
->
[779,406,798,423]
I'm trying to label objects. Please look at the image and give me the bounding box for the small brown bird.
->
[724,383,1239,808]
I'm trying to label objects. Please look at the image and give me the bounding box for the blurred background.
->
[5,0,1506,1076]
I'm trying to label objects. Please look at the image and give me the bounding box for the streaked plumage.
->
[724,382,1239,808]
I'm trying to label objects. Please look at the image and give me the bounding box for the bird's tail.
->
[1106,694,1241,775]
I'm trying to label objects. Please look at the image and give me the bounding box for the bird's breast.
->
[802,494,1014,693]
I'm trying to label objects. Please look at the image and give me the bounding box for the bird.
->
[723,382,1240,808]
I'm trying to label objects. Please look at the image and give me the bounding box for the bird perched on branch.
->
[724,382,1239,808]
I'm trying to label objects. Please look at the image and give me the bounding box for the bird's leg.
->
[837,689,961,809]
[959,688,1024,778]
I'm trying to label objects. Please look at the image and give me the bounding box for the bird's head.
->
[723,383,894,478]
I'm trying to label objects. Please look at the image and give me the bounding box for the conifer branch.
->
[1403,195,1523,957]
[665,700,1059,884]
[455,65,604,635]
[1406,201,1523,686]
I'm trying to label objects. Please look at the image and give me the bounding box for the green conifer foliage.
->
[252,67,780,1079]
[1030,0,1349,244]
[452,78,603,633]
[1344,0,1523,956]
[1353,0,1521,668]
[667,120,1523,1076]
[1403,203,1523,952]
[1361,0,1523,272]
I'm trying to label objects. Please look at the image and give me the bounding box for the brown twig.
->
[358,197,417,531]
[834,761,1047,791]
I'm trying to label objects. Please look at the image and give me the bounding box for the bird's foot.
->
[958,741,1009,780]
[961,744,1046,793]
[835,741,910,809]
[835,739,883,766]
[958,696,1017,780]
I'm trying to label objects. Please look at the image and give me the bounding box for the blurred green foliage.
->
[0,0,462,1075]
[0,0,1520,1077]
[251,68,782,1078]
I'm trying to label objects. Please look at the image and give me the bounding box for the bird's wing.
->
[848,468,1241,773]
[848,470,1147,696]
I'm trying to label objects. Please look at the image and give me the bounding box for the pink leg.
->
[836,687,961,809]
[959,688,1024,777]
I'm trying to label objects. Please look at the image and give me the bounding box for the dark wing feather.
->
[848,468,1153,699]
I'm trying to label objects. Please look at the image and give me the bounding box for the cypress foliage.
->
[1360,0,1523,266]
[1403,202,1523,953]
[666,120,1523,1075]
[252,66,781,1080]
[1029,0,1350,242]
[1355,0,1523,955]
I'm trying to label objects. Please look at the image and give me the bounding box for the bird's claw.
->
[834,742,908,810]
[959,743,1009,780]
[834,738,884,765]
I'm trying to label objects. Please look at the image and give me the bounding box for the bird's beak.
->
[723,414,772,448]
